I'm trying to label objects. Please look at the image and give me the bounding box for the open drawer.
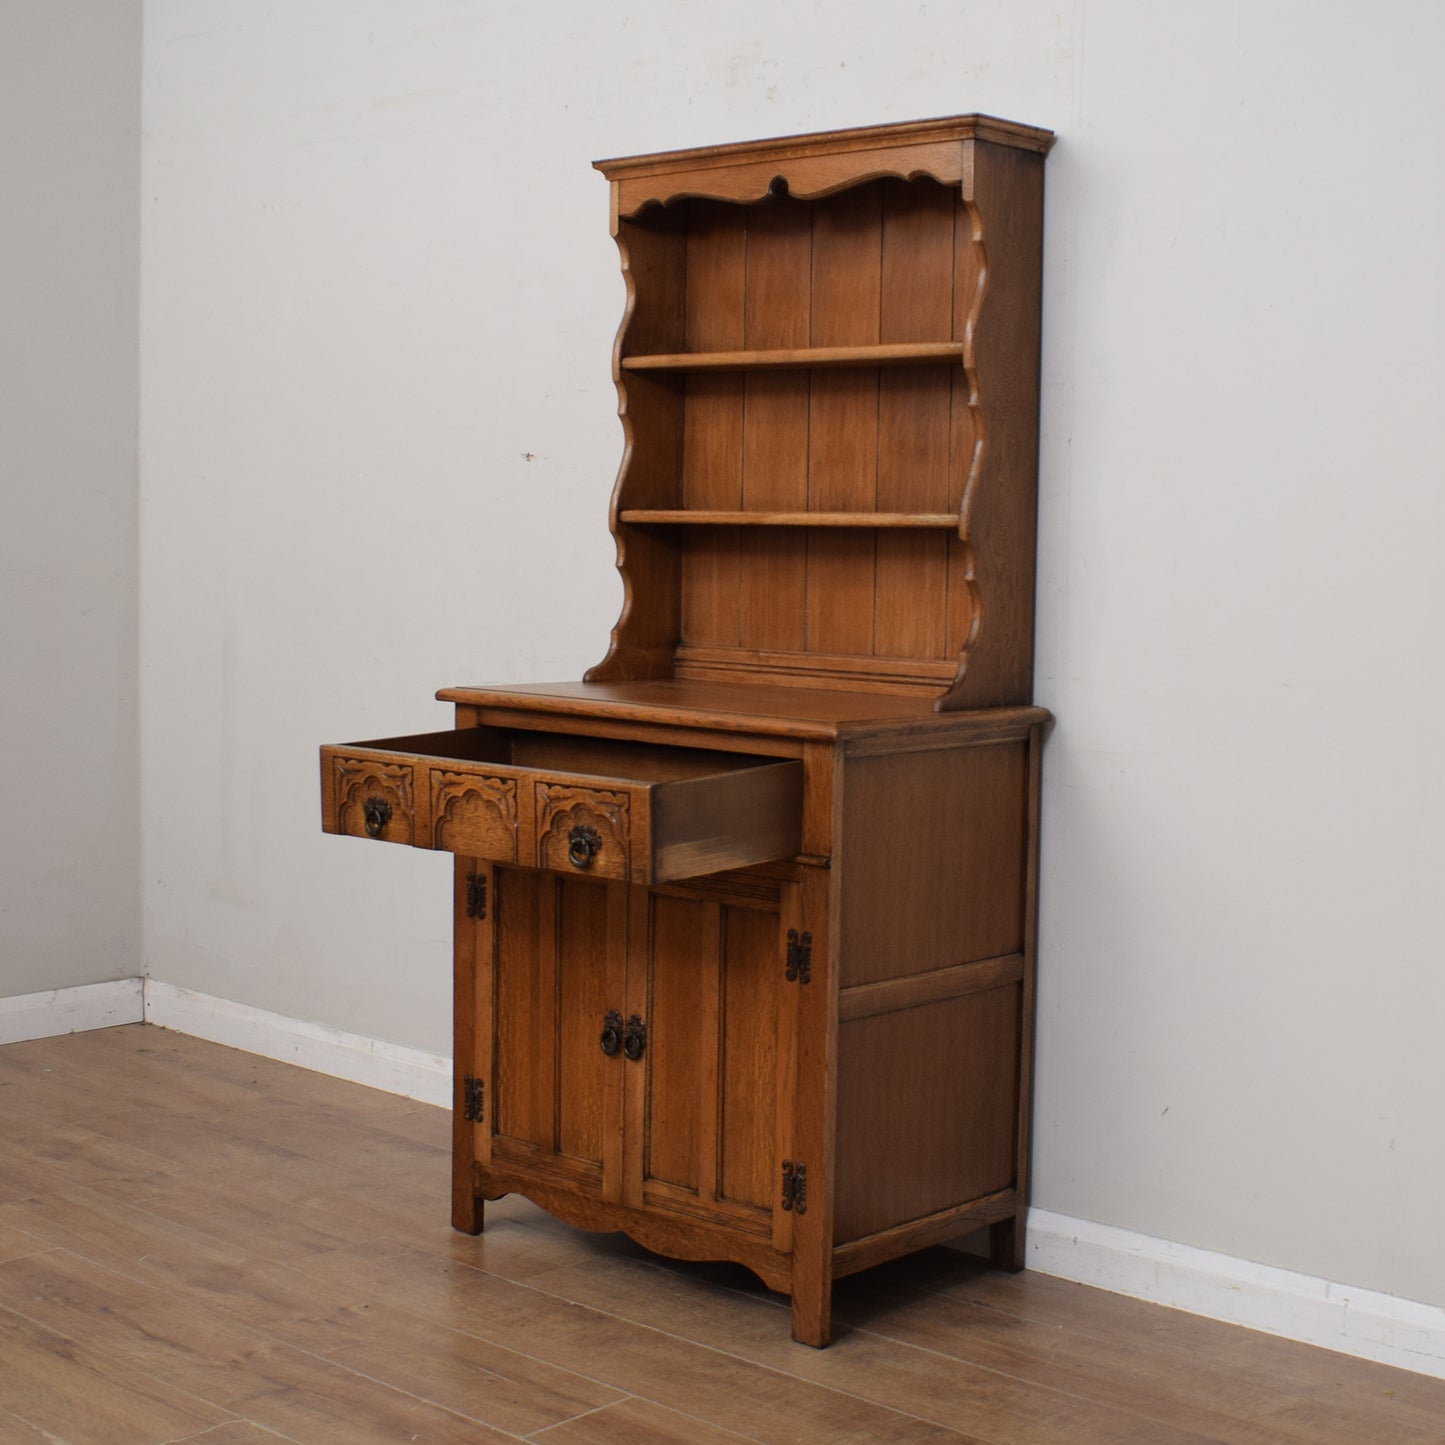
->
[319,728,803,884]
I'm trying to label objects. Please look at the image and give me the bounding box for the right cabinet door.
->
[624,878,801,1248]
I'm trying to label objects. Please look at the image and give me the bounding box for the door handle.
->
[623,1014,646,1061]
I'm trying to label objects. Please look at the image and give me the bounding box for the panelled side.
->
[938,140,1048,710]
[832,732,1034,1247]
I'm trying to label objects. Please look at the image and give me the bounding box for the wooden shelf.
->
[621,342,965,373]
[619,510,960,529]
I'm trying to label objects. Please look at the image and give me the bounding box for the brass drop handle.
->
[567,824,602,870]
[623,1014,646,1062]
[600,1009,623,1057]
[362,796,392,837]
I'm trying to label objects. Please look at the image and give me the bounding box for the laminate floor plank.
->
[103,1166,408,1265]
[1,1119,181,1199]
[0,1184,264,1297]
[831,1271,1442,1444]
[281,1241,979,1443]
[512,1252,1212,1445]
[0,1304,235,1445]
[0,1403,84,1443]
[64,1094,330,1179]
[0,1250,518,1445]
[844,1247,1445,1432]
[167,1424,304,1444]
[0,1218,54,1264]
[0,1029,281,1124]
[529,1395,763,1443]
[2,1026,1441,1445]
[230,1098,450,1181]
[254,1297,628,1436]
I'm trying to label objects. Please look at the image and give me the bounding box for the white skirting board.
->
[3,978,1442,1378]
[1027,1210,1445,1380]
[141,979,451,1107]
[0,978,144,1045]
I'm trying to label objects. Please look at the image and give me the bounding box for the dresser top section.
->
[594,114,1055,181]
[439,679,1048,744]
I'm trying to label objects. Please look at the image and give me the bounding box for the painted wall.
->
[1,3,141,997]
[140,1,1445,1308]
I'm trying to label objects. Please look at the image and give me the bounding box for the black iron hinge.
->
[465,872,487,919]
[462,1074,484,1122]
[781,1159,808,1214]
[785,929,812,984]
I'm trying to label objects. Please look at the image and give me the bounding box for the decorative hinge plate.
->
[466,872,487,919]
[462,1074,484,1122]
[785,929,812,984]
[781,1159,808,1214]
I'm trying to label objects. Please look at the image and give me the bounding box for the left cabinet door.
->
[461,861,628,1206]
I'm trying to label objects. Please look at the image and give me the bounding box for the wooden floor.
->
[0,1028,1441,1444]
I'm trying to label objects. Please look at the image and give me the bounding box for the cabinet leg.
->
[451,1189,483,1235]
[989,1213,1026,1272]
[451,1156,483,1236]
[789,1277,833,1347]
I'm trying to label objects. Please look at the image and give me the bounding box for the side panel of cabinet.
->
[624,880,798,1241]
[831,729,1040,1249]
[482,865,626,1199]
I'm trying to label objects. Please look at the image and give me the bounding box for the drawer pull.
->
[362,797,393,837]
[623,1014,647,1062]
[600,1009,623,1057]
[567,824,602,869]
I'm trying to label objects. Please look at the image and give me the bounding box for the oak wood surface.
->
[6,1026,1443,1442]
[621,509,960,527]
[590,119,1048,703]
[437,677,1051,736]
[623,340,966,371]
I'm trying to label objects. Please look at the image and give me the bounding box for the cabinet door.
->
[480,864,627,1199]
[623,880,800,1244]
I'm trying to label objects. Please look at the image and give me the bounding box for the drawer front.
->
[533,782,633,881]
[431,770,520,861]
[324,753,419,846]
[321,729,802,884]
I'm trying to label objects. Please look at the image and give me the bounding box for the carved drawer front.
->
[319,727,802,884]
[534,783,631,879]
[324,755,419,846]
[431,771,519,860]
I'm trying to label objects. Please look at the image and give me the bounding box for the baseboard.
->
[141,980,451,1107]
[0,978,145,1045]
[1027,1208,1445,1381]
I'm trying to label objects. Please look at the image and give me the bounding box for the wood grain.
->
[733,196,811,656]
[678,204,746,650]
[624,340,964,370]
[839,739,1029,986]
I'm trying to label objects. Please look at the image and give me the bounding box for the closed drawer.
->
[320,728,802,884]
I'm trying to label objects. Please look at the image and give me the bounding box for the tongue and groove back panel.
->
[588,125,1049,710]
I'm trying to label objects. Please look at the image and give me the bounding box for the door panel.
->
[718,905,780,1211]
[642,894,714,1193]
[493,868,553,1153]
[490,867,622,1188]
[555,876,613,1167]
[632,881,795,1233]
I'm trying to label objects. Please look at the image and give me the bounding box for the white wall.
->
[140,0,1445,1310]
[1,3,141,997]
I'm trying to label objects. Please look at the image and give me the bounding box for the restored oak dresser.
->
[320,114,1053,1346]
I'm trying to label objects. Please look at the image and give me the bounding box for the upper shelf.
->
[618,510,959,529]
[621,342,965,374]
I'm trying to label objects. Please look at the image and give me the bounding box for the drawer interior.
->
[351,727,790,784]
